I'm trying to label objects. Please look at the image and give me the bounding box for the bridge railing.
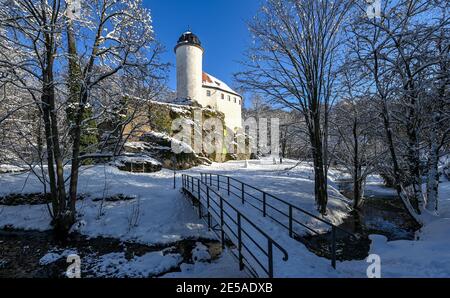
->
[200,172,356,269]
[182,174,288,278]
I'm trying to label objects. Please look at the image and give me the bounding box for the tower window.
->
[221,93,224,99]
[206,90,211,97]
[234,97,236,103]
[239,99,241,105]
[228,95,231,101]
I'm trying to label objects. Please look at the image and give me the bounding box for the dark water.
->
[0,228,221,278]
[298,180,420,261]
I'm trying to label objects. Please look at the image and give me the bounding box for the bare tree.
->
[349,0,449,221]
[236,0,354,214]
[0,0,166,236]
[330,68,384,208]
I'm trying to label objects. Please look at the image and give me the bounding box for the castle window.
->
[206,90,211,97]
[239,99,241,105]
[234,97,236,103]
[221,93,224,99]
[228,95,231,101]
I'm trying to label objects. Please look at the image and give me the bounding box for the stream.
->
[298,179,420,261]
[0,228,221,278]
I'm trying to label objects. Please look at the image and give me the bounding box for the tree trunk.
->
[353,117,362,209]
[67,18,84,222]
[43,50,70,236]
[311,117,328,214]
[404,91,423,214]
[425,124,439,213]
[41,84,58,217]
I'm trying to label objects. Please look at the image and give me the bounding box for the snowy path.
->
[182,173,341,277]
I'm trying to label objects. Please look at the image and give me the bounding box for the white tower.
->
[175,31,203,101]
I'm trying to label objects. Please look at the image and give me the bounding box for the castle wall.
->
[175,35,242,131]
[201,86,242,130]
[176,45,203,101]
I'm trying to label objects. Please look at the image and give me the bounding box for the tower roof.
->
[175,31,203,52]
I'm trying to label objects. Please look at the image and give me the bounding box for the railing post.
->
[220,196,225,248]
[227,176,230,196]
[263,192,266,217]
[241,184,244,204]
[197,179,200,199]
[217,175,219,190]
[198,186,203,220]
[289,205,293,238]
[206,187,211,230]
[173,171,176,189]
[209,173,212,186]
[331,226,337,269]
[268,240,273,278]
[237,213,244,270]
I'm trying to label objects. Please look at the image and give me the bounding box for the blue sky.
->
[144,0,262,92]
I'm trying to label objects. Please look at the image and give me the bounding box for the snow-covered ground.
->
[1,158,449,277]
[191,159,352,227]
[0,166,209,244]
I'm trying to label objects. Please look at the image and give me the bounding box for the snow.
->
[39,249,78,265]
[0,165,210,244]
[143,131,194,154]
[437,176,450,218]
[86,251,182,278]
[336,221,450,277]
[202,72,240,96]
[191,242,211,262]
[1,157,450,277]
[113,154,162,166]
[0,164,26,174]
[163,249,249,278]
[363,174,398,198]
[191,159,352,227]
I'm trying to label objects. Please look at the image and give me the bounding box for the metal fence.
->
[199,172,356,269]
[182,174,288,278]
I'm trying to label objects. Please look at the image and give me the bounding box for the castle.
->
[175,31,243,130]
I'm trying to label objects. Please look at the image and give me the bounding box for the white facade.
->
[176,44,203,102]
[175,32,242,130]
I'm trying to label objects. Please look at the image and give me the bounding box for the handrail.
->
[181,174,288,278]
[200,172,357,269]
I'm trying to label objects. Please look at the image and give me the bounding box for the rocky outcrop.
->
[116,99,252,172]
[113,154,162,173]
[123,132,211,170]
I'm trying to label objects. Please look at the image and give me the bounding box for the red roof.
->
[202,72,213,83]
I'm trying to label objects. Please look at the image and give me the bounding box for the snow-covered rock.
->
[191,242,211,262]
[113,154,162,173]
[87,251,182,278]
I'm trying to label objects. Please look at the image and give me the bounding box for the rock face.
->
[115,99,252,172]
[123,132,211,170]
[145,100,252,163]
[113,155,162,173]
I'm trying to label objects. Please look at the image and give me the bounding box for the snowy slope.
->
[190,159,352,227]
[0,165,211,244]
